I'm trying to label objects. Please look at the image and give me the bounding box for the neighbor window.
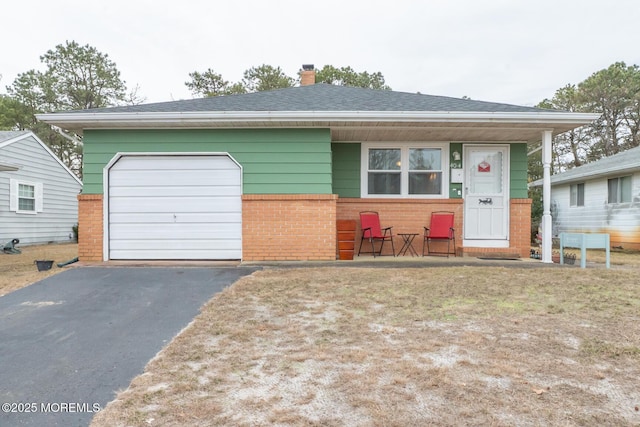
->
[18,183,35,211]
[570,183,584,207]
[608,176,632,203]
[9,179,42,214]
[362,143,447,197]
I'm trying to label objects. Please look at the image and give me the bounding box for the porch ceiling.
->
[330,122,576,143]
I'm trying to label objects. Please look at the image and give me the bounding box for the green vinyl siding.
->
[509,143,528,198]
[449,142,463,198]
[331,143,360,197]
[82,128,332,194]
[330,142,530,199]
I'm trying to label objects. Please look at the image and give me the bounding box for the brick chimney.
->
[300,64,315,86]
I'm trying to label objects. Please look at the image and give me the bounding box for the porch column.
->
[541,130,553,263]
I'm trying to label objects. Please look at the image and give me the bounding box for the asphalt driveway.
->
[0,266,259,427]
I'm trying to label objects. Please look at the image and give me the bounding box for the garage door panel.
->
[109,239,242,251]
[108,154,242,260]
[109,248,242,260]
[110,223,241,240]
[109,170,240,187]
[110,212,242,224]
[109,185,241,198]
[110,197,241,213]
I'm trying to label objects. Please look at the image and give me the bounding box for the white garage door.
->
[107,154,241,260]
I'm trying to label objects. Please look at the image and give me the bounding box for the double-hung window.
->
[9,179,43,214]
[608,176,632,203]
[362,143,448,197]
[18,183,36,211]
[367,148,401,195]
[569,183,584,207]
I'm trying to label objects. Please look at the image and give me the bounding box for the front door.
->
[463,145,509,246]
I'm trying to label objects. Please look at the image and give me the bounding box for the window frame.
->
[361,142,449,198]
[9,179,43,215]
[607,175,632,204]
[569,183,584,207]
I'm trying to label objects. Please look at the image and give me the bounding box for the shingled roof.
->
[37,83,601,142]
[0,131,30,143]
[61,83,548,114]
[533,145,640,186]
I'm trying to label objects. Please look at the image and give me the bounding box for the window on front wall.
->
[409,148,443,194]
[367,148,401,195]
[362,143,447,197]
[608,176,632,203]
[570,183,584,207]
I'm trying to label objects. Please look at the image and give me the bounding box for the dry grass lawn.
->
[90,258,640,426]
[0,242,78,296]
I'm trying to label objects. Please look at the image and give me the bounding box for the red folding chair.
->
[358,211,395,257]
[423,211,456,257]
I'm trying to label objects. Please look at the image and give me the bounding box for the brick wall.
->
[77,194,103,261]
[509,199,532,258]
[337,198,463,256]
[337,198,532,257]
[77,193,531,261]
[242,194,337,261]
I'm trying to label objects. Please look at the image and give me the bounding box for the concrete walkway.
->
[242,254,569,269]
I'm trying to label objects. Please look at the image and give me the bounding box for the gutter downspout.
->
[55,126,83,148]
[541,130,553,263]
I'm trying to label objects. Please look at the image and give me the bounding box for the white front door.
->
[463,145,509,246]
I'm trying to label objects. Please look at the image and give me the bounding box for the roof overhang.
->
[36,110,600,143]
[531,164,640,187]
[0,162,20,171]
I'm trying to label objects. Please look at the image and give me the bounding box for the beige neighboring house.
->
[532,145,640,251]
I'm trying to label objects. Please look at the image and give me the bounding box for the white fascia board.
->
[36,111,601,127]
[0,132,30,149]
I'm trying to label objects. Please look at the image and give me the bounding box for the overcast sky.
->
[2,0,639,107]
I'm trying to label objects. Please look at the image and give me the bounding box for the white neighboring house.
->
[0,131,82,245]
[533,145,640,251]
